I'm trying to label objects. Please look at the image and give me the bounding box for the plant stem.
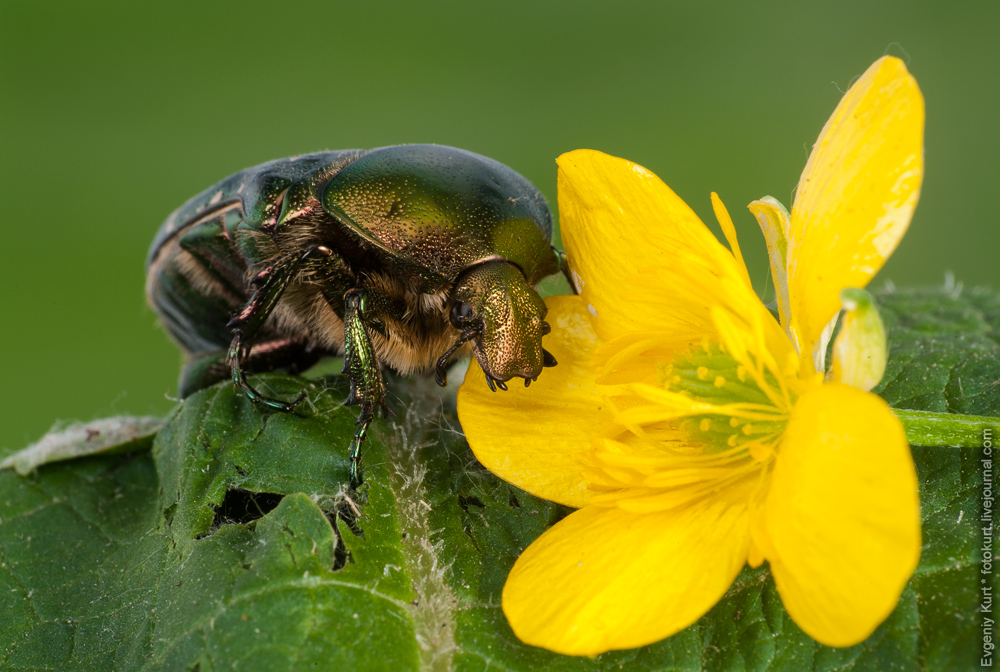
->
[894,409,999,447]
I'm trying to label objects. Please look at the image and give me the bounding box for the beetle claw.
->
[524,378,531,388]
[541,321,551,335]
[485,376,497,392]
[250,388,306,413]
[435,324,482,387]
[434,365,448,387]
[542,349,558,367]
[495,380,508,391]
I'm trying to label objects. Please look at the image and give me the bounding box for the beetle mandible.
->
[147,144,570,487]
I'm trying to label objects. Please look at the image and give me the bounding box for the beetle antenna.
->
[434,326,481,386]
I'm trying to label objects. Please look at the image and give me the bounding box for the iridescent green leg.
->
[227,254,307,411]
[180,339,324,398]
[342,288,387,488]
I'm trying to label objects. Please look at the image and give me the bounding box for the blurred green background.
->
[1,0,997,454]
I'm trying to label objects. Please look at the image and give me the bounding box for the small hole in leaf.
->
[163,503,177,529]
[458,495,485,513]
[201,488,284,538]
[321,494,365,572]
[508,493,521,508]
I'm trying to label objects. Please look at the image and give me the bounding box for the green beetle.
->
[147,144,569,486]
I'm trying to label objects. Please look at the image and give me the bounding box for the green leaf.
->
[1,286,996,671]
[0,417,161,475]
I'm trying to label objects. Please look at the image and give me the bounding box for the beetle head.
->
[436,261,555,390]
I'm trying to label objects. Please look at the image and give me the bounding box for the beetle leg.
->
[180,339,324,398]
[229,335,308,411]
[227,253,307,411]
[342,288,389,488]
[553,247,578,295]
[434,325,481,386]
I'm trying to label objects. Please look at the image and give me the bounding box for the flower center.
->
[668,343,791,460]
[582,340,796,512]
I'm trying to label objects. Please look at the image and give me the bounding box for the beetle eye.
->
[450,301,475,327]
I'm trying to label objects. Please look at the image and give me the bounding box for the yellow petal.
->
[556,149,720,341]
[763,383,921,647]
[503,499,750,656]
[787,56,924,361]
[556,151,790,373]
[747,196,792,335]
[457,295,614,508]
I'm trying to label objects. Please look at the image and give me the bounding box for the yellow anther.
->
[727,434,739,447]
[697,366,710,380]
[742,423,754,435]
[749,443,773,462]
[714,376,726,388]
[699,418,712,432]
[729,417,740,427]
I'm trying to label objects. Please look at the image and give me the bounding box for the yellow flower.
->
[457,56,924,656]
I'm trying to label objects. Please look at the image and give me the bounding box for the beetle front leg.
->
[342,288,388,488]
[553,246,579,295]
[227,253,307,411]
